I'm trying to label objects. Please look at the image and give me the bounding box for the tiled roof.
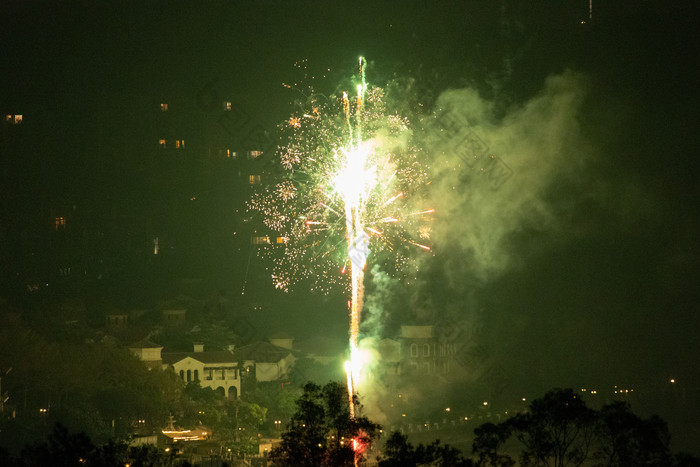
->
[268,331,294,340]
[235,341,294,363]
[162,350,236,365]
[128,339,163,349]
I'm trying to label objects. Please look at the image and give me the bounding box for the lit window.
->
[221,149,237,159]
[276,237,286,244]
[160,103,168,111]
[159,139,166,148]
[55,217,66,230]
[175,140,184,149]
[252,236,270,245]
[5,114,22,124]
[248,175,261,185]
[248,150,263,159]
[225,101,232,111]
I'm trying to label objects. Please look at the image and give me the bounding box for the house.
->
[162,308,186,324]
[376,337,402,376]
[268,331,294,350]
[161,344,241,400]
[106,312,128,327]
[235,340,296,382]
[398,325,453,376]
[128,339,164,370]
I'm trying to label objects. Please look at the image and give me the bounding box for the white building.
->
[235,340,296,382]
[162,344,241,400]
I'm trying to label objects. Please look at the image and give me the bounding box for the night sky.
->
[2,0,699,452]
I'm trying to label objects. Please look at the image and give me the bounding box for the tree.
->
[471,389,596,466]
[472,422,515,466]
[472,388,695,467]
[269,382,381,467]
[16,423,175,467]
[380,431,474,467]
[595,401,672,466]
[379,431,473,467]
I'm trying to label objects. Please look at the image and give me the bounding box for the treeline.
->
[269,383,700,466]
[0,423,177,467]
[0,318,184,451]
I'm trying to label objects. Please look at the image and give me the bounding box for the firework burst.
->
[248,58,433,416]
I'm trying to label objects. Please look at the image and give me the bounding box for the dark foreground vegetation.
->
[1,383,699,466]
[268,384,700,467]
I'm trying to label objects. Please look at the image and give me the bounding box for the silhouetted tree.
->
[20,423,97,467]
[472,388,695,467]
[595,401,672,466]
[472,422,515,466]
[509,388,596,466]
[269,382,381,467]
[380,430,473,467]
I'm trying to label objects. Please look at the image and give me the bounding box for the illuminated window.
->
[175,140,185,149]
[248,175,261,185]
[224,101,232,110]
[276,237,286,244]
[55,217,66,230]
[159,139,166,148]
[220,149,237,159]
[252,236,270,245]
[5,114,22,124]
[248,150,263,159]
[160,103,168,111]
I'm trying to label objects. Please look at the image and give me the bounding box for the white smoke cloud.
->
[425,70,593,280]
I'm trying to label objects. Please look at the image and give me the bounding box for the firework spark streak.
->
[248,57,433,420]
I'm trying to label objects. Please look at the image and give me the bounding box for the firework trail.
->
[249,57,433,418]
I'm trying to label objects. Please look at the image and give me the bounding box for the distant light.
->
[522,398,526,401]
[483,401,488,406]
[445,407,450,412]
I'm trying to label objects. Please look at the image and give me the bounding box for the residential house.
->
[128,339,164,370]
[162,343,241,400]
[235,339,296,382]
[398,325,453,376]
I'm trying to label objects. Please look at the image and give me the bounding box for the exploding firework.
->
[248,58,433,417]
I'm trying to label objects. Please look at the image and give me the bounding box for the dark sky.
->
[2,0,699,428]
